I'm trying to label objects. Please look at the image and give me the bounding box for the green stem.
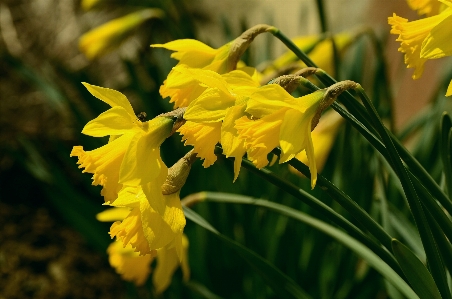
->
[238,157,404,279]
[356,87,451,299]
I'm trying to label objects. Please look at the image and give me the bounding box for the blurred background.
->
[1,0,451,298]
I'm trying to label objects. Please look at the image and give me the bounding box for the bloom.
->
[235,85,327,188]
[152,24,272,73]
[70,83,174,203]
[79,9,164,59]
[174,66,260,179]
[99,208,189,293]
[388,6,452,79]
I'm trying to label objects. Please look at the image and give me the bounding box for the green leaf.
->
[392,239,441,299]
[440,112,452,197]
[183,207,312,299]
[197,192,419,299]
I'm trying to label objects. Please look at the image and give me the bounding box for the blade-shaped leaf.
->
[194,192,419,299]
[183,207,312,299]
[392,239,441,299]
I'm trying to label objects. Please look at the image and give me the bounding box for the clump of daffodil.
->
[235,81,357,188]
[152,25,271,108]
[79,8,164,59]
[98,208,190,293]
[389,1,452,95]
[173,66,261,180]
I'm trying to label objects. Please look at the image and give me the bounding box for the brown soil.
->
[0,202,125,299]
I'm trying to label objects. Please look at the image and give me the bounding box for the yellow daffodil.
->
[107,239,154,286]
[104,219,189,293]
[159,64,260,109]
[174,67,260,179]
[152,24,272,73]
[388,6,452,80]
[70,83,174,203]
[236,85,327,188]
[79,9,164,59]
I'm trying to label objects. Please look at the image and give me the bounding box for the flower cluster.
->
[72,23,350,291]
[70,83,190,292]
[153,25,348,188]
[389,0,452,96]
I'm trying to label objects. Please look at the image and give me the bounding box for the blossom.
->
[79,9,164,59]
[388,6,452,79]
[151,24,272,73]
[174,67,260,179]
[100,208,189,293]
[70,83,174,203]
[235,85,327,188]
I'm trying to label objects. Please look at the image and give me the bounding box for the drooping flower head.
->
[152,24,273,73]
[388,4,452,79]
[70,83,176,203]
[100,208,190,293]
[152,25,271,108]
[79,9,164,59]
[173,67,261,179]
[235,84,327,188]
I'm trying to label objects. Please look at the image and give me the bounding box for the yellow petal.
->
[178,121,221,167]
[421,13,452,59]
[119,117,172,186]
[142,166,168,215]
[162,193,186,236]
[70,133,135,203]
[246,85,300,118]
[107,240,154,286]
[160,67,207,108]
[151,39,217,68]
[110,206,152,255]
[407,0,443,16]
[82,83,135,116]
[140,199,176,250]
[221,105,247,181]
[446,79,452,96]
[97,207,130,222]
[153,246,180,294]
[222,69,260,89]
[175,66,231,95]
[235,111,284,169]
[82,106,138,137]
[291,110,343,174]
[279,109,310,163]
[305,125,317,189]
[184,88,235,122]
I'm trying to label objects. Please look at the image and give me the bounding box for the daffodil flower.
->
[152,24,272,73]
[388,5,452,80]
[101,207,189,293]
[79,9,164,59]
[174,67,260,180]
[236,85,327,188]
[70,83,174,203]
